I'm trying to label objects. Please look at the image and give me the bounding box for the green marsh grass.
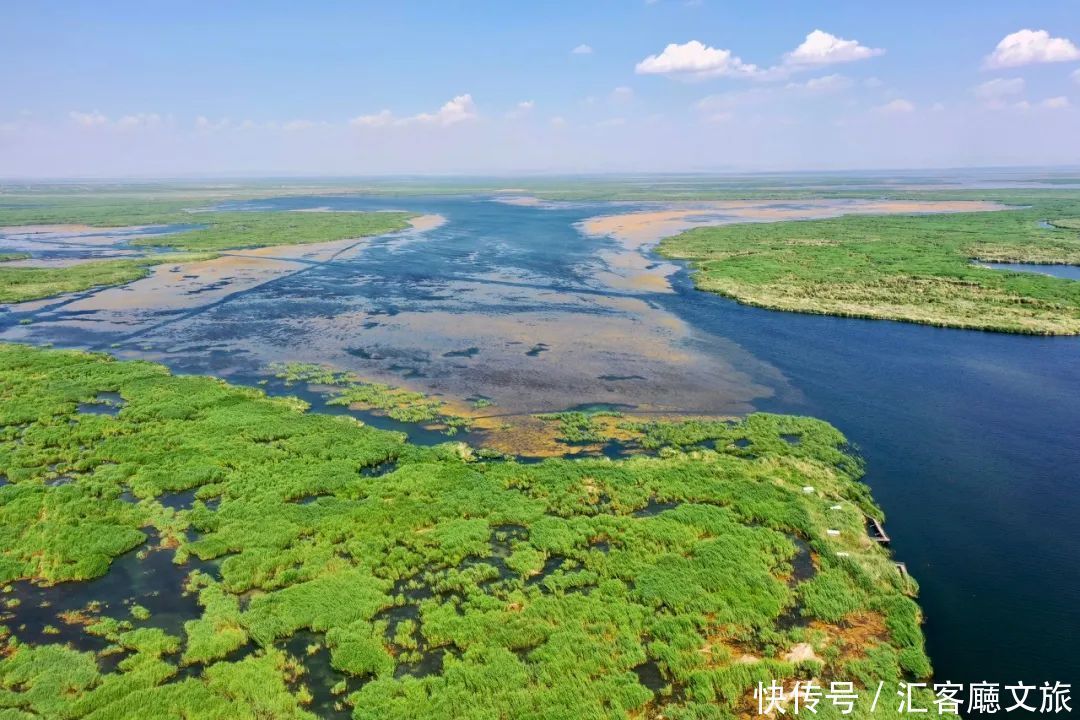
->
[658,196,1080,335]
[0,344,931,718]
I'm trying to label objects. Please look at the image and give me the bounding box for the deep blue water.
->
[662,272,1080,687]
[3,194,1078,689]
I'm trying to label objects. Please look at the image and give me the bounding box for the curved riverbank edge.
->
[578,199,1010,299]
[650,202,1080,335]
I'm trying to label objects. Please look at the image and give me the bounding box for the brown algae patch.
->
[406,214,448,232]
[579,199,1008,297]
[581,199,1008,247]
[265,302,774,420]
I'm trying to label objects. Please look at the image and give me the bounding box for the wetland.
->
[1,176,1078,716]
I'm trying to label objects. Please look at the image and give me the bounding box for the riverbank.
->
[656,198,1080,335]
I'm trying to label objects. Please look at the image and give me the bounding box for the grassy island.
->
[0,344,930,718]
[0,254,216,304]
[0,195,414,303]
[658,197,1080,335]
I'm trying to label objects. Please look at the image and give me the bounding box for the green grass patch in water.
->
[0,195,414,303]
[0,343,931,718]
[659,196,1080,334]
[269,361,471,435]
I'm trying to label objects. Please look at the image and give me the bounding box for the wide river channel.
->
[3,193,1078,690]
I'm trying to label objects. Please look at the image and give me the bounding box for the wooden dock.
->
[866,515,891,545]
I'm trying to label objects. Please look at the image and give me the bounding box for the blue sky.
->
[3,1,1079,176]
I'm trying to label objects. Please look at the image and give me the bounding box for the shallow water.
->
[0,223,202,264]
[2,193,1078,689]
[979,261,1080,281]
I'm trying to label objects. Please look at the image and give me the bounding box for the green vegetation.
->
[270,362,471,434]
[0,344,929,718]
[0,253,30,263]
[0,194,412,252]
[0,193,413,303]
[658,197,1080,335]
[537,410,624,444]
[130,212,413,253]
[0,254,212,304]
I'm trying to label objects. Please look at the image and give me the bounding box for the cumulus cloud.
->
[984,29,1080,68]
[784,30,884,66]
[350,95,478,129]
[636,30,881,81]
[1041,96,1070,109]
[571,44,593,55]
[635,40,759,79]
[506,100,535,119]
[549,115,567,127]
[874,98,915,113]
[610,86,634,102]
[974,77,1025,107]
[69,110,108,127]
[411,94,477,125]
[350,110,394,128]
[1073,68,1080,85]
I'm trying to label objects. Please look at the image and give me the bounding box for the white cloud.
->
[974,77,1025,107]
[549,115,567,128]
[784,30,884,66]
[1041,96,1070,109]
[411,94,477,126]
[984,29,1080,68]
[863,77,884,89]
[875,98,915,113]
[786,74,853,93]
[1072,68,1080,85]
[68,110,165,129]
[350,110,394,128]
[571,44,593,55]
[506,100,535,119]
[636,30,880,81]
[635,40,759,79]
[610,86,634,103]
[69,110,108,127]
[350,95,478,129]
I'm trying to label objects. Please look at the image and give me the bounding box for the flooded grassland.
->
[2,187,1079,709]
